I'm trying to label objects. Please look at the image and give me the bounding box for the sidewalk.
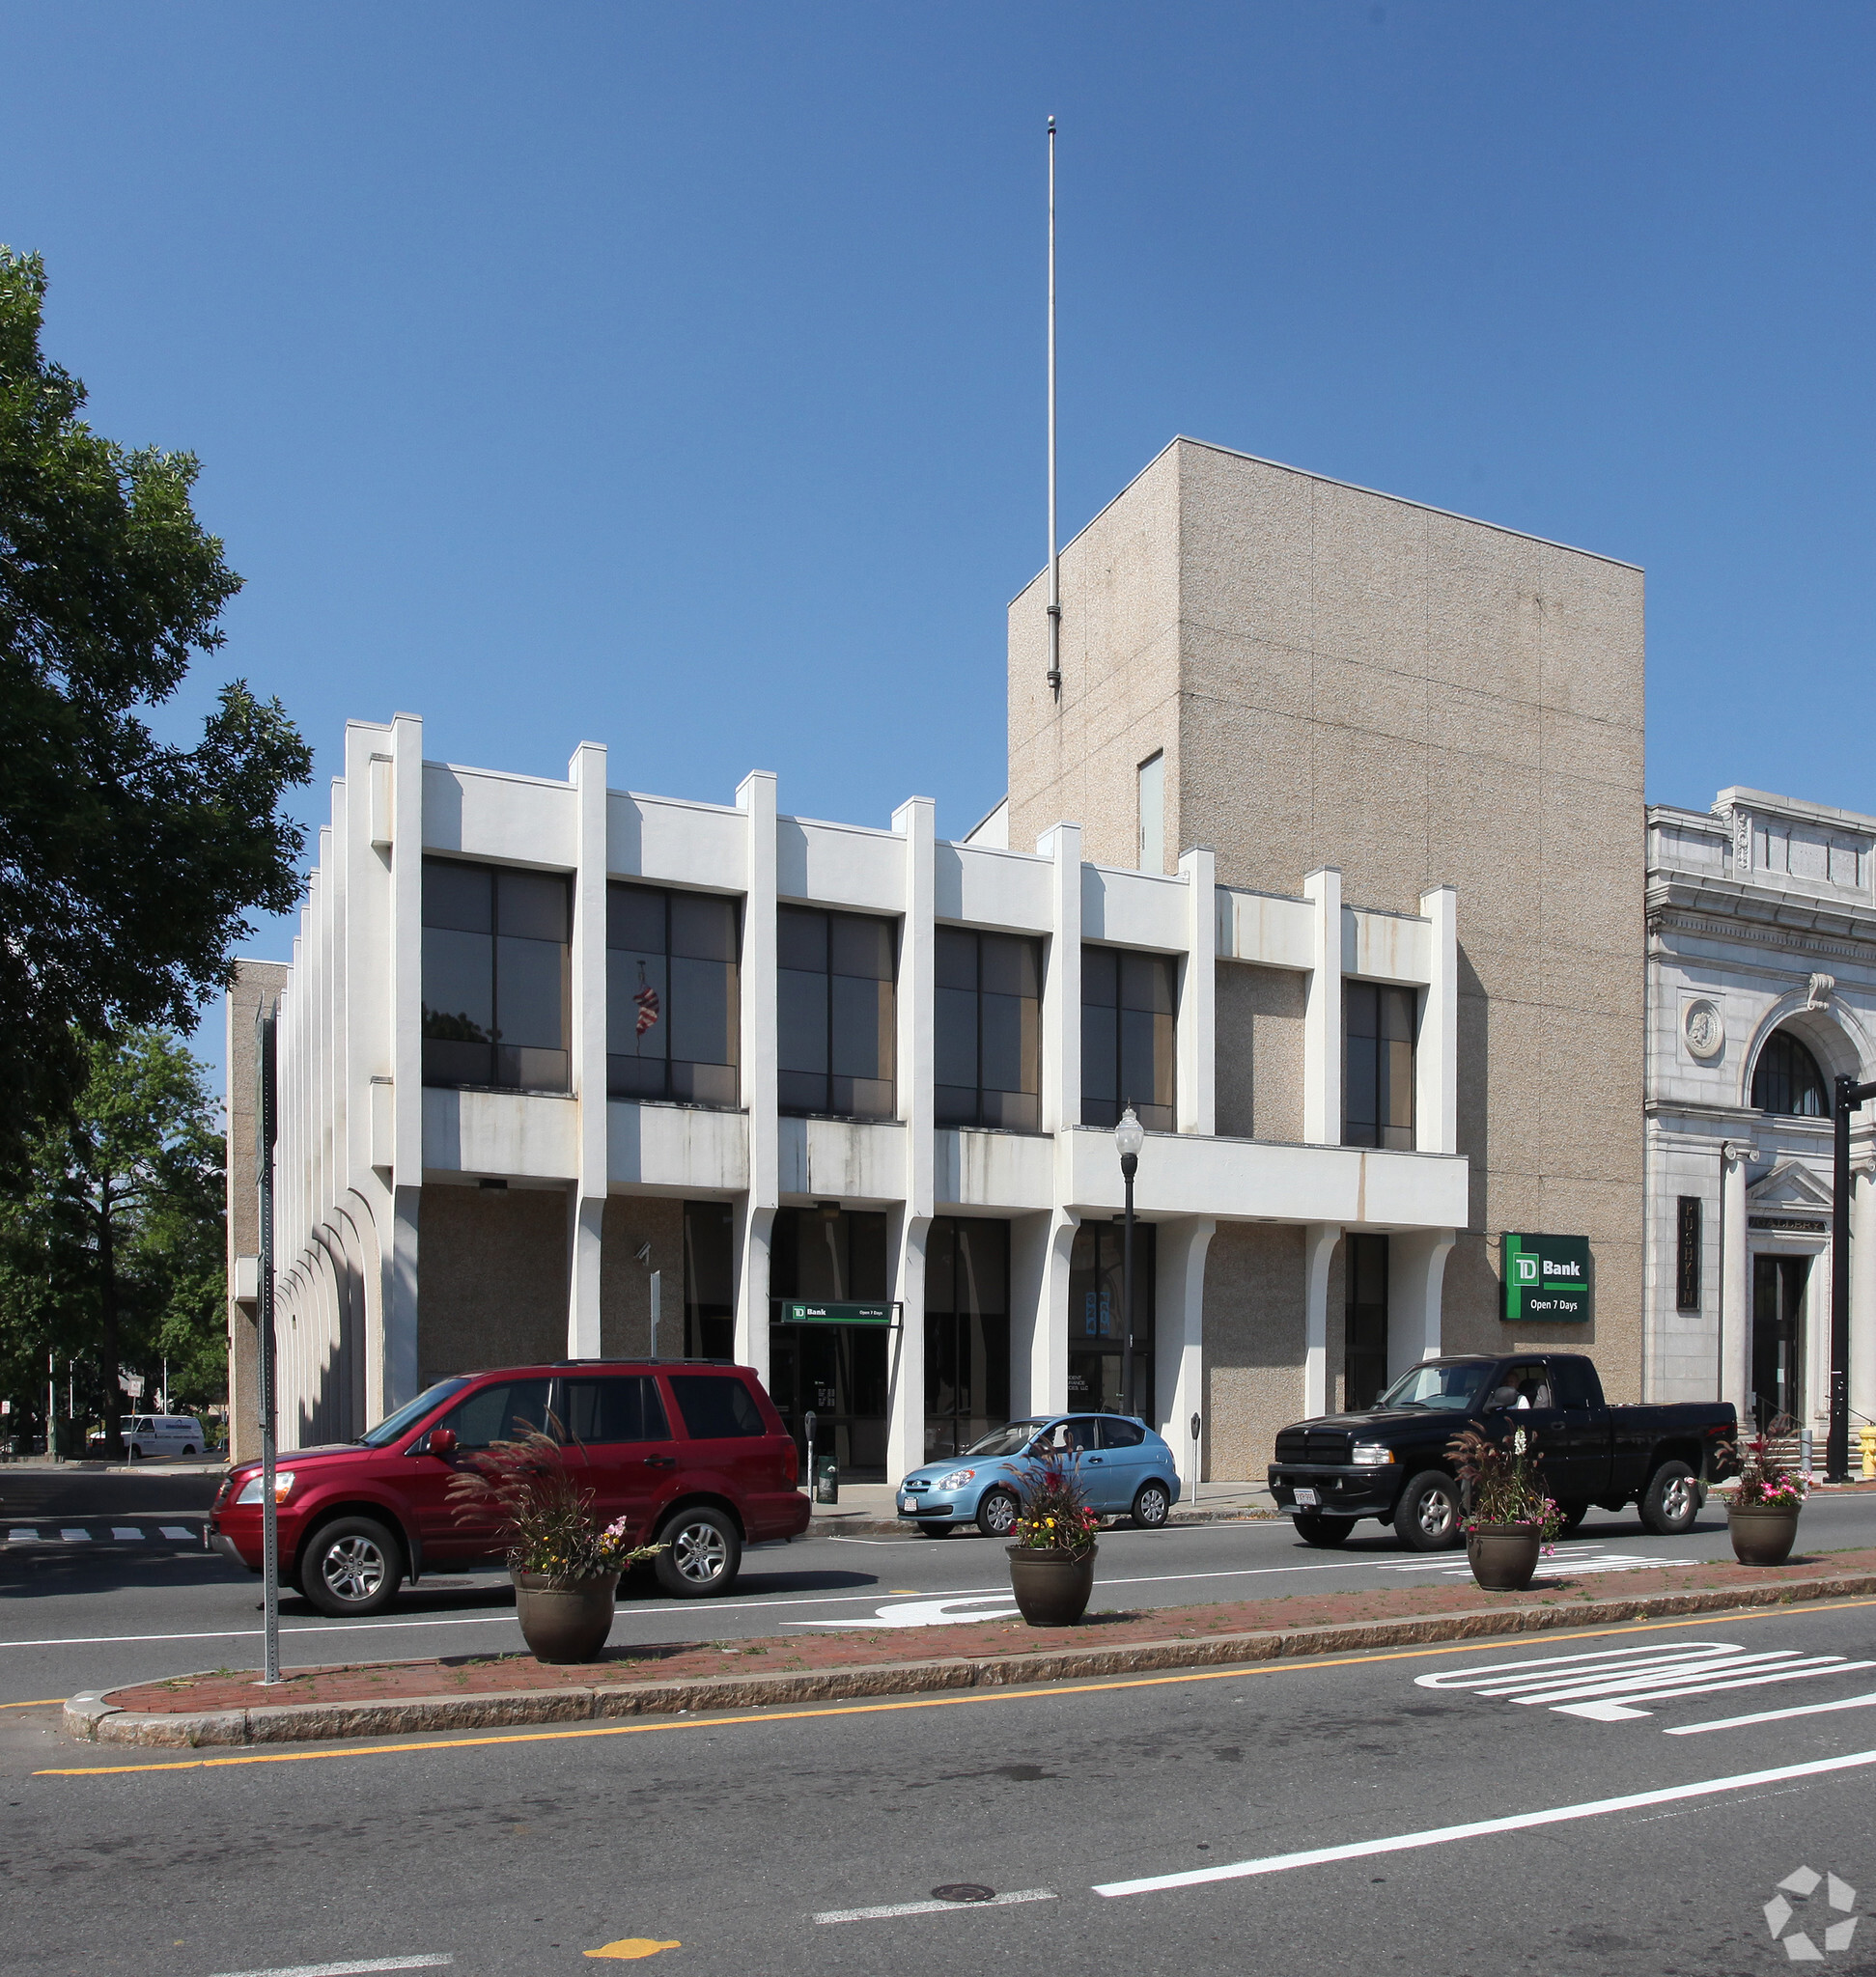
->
[63,1544,1876,1750]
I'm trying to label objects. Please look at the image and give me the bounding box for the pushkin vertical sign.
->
[1501,1233,1592,1323]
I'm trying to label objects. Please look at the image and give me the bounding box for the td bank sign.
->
[1501,1233,1592,1323]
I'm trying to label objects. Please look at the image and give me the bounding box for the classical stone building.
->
[228,438,1651,1474]
[1644,788,1876,1434]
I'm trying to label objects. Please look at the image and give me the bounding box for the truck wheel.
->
[1555,1501,1590,1536]
[1638,1461,1700,1536]
[1293,1513,1355,1547]
[298,1516,405,1617]
[1393,1470,1463,1551]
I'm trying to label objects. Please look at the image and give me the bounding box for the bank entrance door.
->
[768,1206,890,1480]
[1750,1253,1810,1432]
[1068,1221,1157,1419]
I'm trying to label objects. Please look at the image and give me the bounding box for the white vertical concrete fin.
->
[1387,1228,1455,1379]
[735,770,780,1384]
[567,740,609,1358]
[1416,884,1458,1156]
[1178,849,1217,1136]
[1302,1222,1342,1417]
[1156,1218,1216,1490]
[385,712,425,1409]
[1039,822,1082,1135]
[1303,868,1343,1147]
[888,796,938,1484]
[1853,1162,1876,1432]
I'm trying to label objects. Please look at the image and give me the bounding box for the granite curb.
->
[66,1567,1876,1749]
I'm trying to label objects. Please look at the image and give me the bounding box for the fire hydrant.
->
[1861,1425,1876,1481]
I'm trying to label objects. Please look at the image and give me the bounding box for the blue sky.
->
[6,4,1874,1080]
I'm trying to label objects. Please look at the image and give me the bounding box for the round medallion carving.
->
[1684,999,1725,1060]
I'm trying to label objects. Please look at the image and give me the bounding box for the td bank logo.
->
[1515,1256,1540,1285]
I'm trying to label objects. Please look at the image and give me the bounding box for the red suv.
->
[209,1359,807,1618]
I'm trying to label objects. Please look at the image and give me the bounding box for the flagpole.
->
[1046,115,1061,699]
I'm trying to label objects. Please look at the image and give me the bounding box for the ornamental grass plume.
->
[445,1420,662,1581]
[1011,1449,1101,1559]
[1444,1423,1564,1543]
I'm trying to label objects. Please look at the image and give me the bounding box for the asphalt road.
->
[4,1491,1876,1707]
[7,1593,1876,1973]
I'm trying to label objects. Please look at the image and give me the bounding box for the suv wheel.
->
[976,1488,1020,1539]
[299,1516,404,1618]
[654,1508,742,1598]
[1638,1460,1701,1537]
[1392,1470,1463,1551]
[1131,1481,1172,1530]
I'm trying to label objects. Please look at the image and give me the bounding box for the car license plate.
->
[1293,1487,1319,1508]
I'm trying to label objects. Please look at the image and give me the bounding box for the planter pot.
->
[1007,1544,1098,1627]
[512,1570,620,1663]
[1728,1502,1801,1568]
[1466,1524,1542,1592]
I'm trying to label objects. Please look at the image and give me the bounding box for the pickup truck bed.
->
[1266,1351,1735,1551]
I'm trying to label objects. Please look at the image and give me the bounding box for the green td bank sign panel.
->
[1501,1234,1592,1323]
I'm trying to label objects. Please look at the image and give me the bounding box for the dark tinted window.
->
[1082,945,1176,1130]
[670,1374,765,1439]
[777,906,896,1118]
[439,1378,553,1449]
[1752,1029,1829,1117]
[558,1376,669,1445]
[935,929,1043,1130]
[422,859,570,1092]
[1549,1357,1603,1409]
[607,883,741,1106]
[1099,1418,1145,1448]
[1344,982,1415,1151]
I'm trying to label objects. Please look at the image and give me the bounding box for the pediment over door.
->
[1746,1159,1834,1221]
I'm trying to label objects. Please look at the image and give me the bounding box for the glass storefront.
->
[768,1207,890,1479]
[1068,1220,1156,1419]
[924,1217,1010,1460]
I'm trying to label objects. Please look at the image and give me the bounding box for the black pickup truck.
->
[1266,1352,1735,1551]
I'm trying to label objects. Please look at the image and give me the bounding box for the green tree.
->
[0,246,311,1176]
[0,1029,226,1457]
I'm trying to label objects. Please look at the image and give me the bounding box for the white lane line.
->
[815,1889,1057,1923]
[1093,1747,1876,1899]
[6,1530,35,1544]
[110,1528,143,1541]
[59,1528,90,1543]
[1668,1690,1876,1736]
[209,1959,453,1976]
[160,1525,195,1540]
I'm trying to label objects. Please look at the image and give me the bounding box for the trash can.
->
[814,1454,839,1504]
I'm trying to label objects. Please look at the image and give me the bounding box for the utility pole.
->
[1830,1073,1876,1481]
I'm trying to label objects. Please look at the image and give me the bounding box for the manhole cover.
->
[931,1884,995,1905]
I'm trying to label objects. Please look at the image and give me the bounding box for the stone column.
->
[1719,1138,1754,1421]
[1302,1222,1343,1417]
[734,770,779,1383]
[1416,884,1458,1155]
[1155,1217,1216,1487]
[566,740,609,1358]
[1387,1227,1456,1379]
[1177,848,1217,1137]
[887,796,936,1484]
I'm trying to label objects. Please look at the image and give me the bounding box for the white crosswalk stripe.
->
[1,1523,203,1545]
[1416,1640,1876,1722]
[1383,1543,1669,1579]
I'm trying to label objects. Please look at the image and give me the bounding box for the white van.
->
[121,1415,207,1459]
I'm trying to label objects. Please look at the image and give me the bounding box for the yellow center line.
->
[35,1594,1876,1778]
[0,1699,63,1711]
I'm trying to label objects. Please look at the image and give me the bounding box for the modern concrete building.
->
[1644,787,1876,1436]
[228,438,1653,1477]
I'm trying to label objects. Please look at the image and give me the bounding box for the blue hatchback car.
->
[896,1414,1182,1538]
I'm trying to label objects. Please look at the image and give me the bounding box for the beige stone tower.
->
[1008,437,1646,1404]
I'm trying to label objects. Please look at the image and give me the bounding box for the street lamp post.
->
[1115,1105,1144,1417]
[1831,1073,1876,1481]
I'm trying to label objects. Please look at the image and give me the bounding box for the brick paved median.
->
[65,1545,1876,1748]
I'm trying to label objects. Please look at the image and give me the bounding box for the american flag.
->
[633,981,660,1037]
